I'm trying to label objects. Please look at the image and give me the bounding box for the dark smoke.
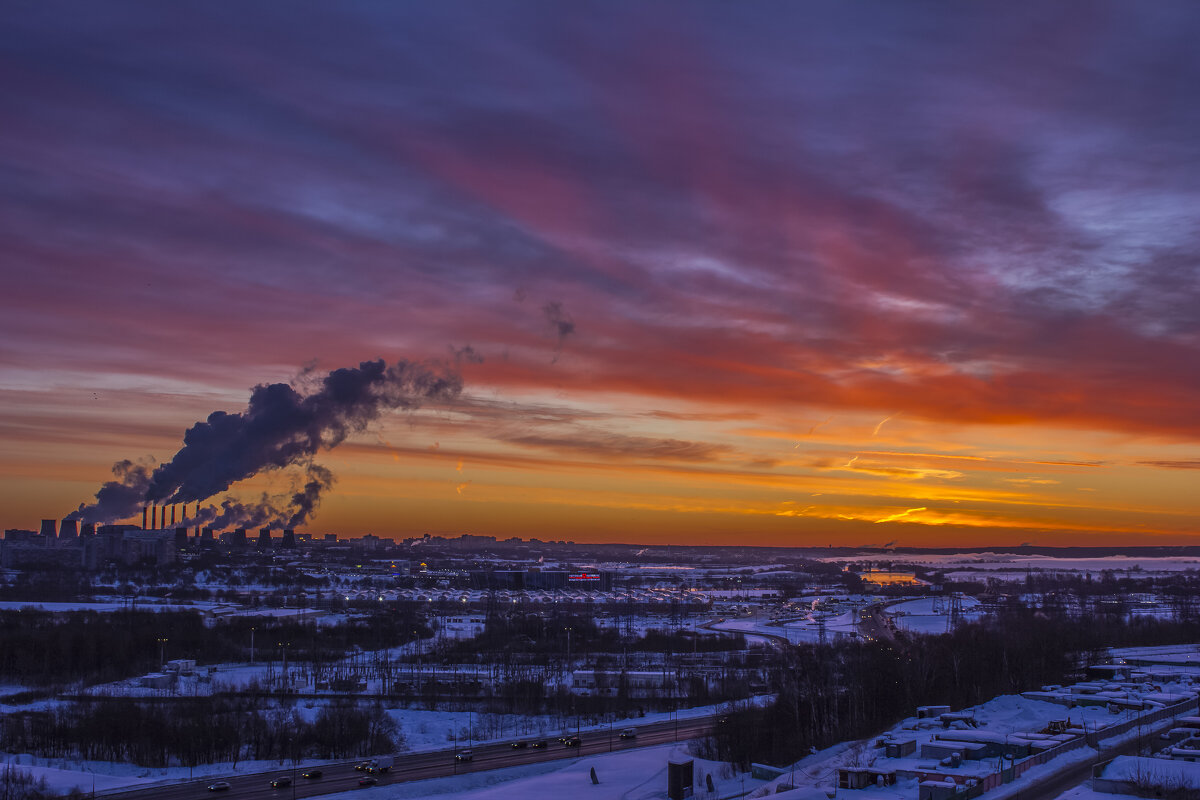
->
[450,344,484,365]
[68,359,461,525]
[68,460,153,524]
[287,463,334,528]
[542,301,575,362]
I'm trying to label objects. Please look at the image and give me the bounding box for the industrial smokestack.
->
[59,519,78,539]
[40,519,56,538]
[142,505,148,530]
[153,504,158,530]
[170,505,176,526]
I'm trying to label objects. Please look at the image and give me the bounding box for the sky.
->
[2,2,1199,547]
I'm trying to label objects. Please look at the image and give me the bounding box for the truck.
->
[367,755,394,773]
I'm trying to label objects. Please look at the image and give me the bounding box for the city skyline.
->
[3,2,1199,546]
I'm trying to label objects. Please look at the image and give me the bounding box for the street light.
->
[157,637,168,668]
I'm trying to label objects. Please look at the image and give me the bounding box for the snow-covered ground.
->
[0,600,224,613]
[886,596,984,634]
[0,699,759,796]
[1110,644,1200,665]
[1054,784,1130,800]
[709,595,885,644]
[317,742,763,800]
[823,553,1200,580]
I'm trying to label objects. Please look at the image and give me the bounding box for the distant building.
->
[469,570,614,591]
[1,538,71,569]
[120,530,176,567]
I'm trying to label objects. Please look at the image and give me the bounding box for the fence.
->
[979,695,1200,795]
[1090,696,1199,745]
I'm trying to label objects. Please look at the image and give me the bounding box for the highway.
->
[99,715,717,800]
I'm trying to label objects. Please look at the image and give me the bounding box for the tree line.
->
[0,609,429,688]
[0,697,397,768]
[437,612,746,663]
[706,602,1200,768]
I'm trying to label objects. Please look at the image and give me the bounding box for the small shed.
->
[838,768,897,790]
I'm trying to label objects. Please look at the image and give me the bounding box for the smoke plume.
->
[68,359,461,526]
[542,301,575,362]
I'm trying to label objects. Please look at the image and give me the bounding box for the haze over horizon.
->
[3,2,1199,546]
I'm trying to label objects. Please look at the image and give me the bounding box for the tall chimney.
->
[152,504,158,530]
[142,505,148,530]
[171,505,176,526]
[40,519,57,538]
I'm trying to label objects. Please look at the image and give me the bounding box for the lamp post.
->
[157,637,168,669]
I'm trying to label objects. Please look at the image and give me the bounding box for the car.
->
[619,728,637,739]
[716,715,730,725]
[270,776,292,788]
[510,741,527,749]
[455,750,474,762]
[531,740,548,749]
[355,761,371,771]
[207,781,231,792]
[301,769,323,779]
[563,736,581,747]
[358,776,378,787]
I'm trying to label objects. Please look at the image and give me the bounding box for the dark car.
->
[455,750,474,762]
[302,769,323,779]
[619,728,637,739]
[358,776,378,787]
[355,761,371,771]
[270,776,292,788]
[563,736,582,747]
[207,782,231,792]
[510,741,528,749]
[531,740,548,749]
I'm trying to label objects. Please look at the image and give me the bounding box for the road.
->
[100,715,717,800]
[857,602,898,642]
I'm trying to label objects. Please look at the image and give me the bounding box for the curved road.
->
[100,716,716,800]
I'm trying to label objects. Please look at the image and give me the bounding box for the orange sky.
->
[3,3,1199,545]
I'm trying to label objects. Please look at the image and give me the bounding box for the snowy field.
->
[823,553,1200,580]
[1110,644,1200,664]
[0,600,224,613]
[885,595,984,634]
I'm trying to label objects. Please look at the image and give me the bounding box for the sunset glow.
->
[2,3,1198,546]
